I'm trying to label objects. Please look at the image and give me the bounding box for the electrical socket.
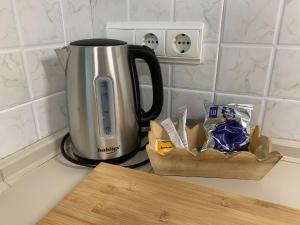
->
[166,29,202,58]
[173,33,191,53]
[135,30,165,56]
[143,33,159,50]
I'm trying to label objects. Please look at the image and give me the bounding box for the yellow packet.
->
[155,140,174,156]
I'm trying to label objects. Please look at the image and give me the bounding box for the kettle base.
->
[61,133,149,168]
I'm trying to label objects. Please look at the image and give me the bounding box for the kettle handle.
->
[128,45,164,128]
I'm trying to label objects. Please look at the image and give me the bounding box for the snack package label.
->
[209,106,218,118]
[156,140,174,155]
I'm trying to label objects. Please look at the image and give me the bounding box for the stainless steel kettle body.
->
[56,39,163,161]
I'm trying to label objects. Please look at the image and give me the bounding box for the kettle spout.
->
[55,46,70,70]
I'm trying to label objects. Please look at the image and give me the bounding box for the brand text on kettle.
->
[98,146,120,154]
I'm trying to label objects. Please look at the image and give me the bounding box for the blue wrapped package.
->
[202,103,253,153]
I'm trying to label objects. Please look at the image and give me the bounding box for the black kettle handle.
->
[128,45,164,128]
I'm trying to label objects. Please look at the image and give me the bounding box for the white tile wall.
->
[223,0,280,43]
[269,49,300,100]
[33,92,67,138]
[216,46,271,96]
[62,0,93,42]
[15,0,64,46]
[0,0,19,48]
[171,89,213,120]
[175,0,223,43]
[214,93,262,125]
[130,0,172,21]
[25,48,65,99]
[172,45,217,90]
[124,0,300,143]
[279,0,300,44]
[0,105,38,159]
[263,100,300,140]
[0,52,29,109]
[136,62,169,86]
[91,0,127,38]
[3,0,300,159]
[0,0,89,159]
[140,86,169,120]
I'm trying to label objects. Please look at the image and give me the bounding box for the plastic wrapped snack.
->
[202,103,253,153]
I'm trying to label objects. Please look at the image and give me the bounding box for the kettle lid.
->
[70,38,127,47]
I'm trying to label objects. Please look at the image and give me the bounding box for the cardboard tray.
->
[146,121,282,180]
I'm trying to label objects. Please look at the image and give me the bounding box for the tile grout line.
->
[212,0,226,103]
[221,43,272,48]
[167,0,175,117]
[3,42,300,56]
[88,1,93,39]
[3,180,12,188]
[167,65,173,117]
[259,0,285,128]
[11,0,33,100]
[23,43,65,51]
[31,105,42,139]
[89,0,95,38]
[127,0,130,21]
[167,88,172,117]
[211,43,220,103]
[214,91,264,100]
[142,85,300,103]
[0,44,66,54]
[0,47,21,54]
[171,0,176,22]
[5,42,300,55]
[220,43,300,49]
[0,91,66,114]
[58,0,68,45]
[0,169,5,185]
[258,45,276,126]
[264,0,285,96]
[18,42,43,139]
[11,0,43,139]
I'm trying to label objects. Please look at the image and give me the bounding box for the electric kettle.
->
[55,39,163,165]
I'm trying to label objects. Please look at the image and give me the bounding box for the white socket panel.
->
[106,22,204,64]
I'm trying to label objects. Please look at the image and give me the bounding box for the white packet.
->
[161,118,184,149]
[178,106,189,150]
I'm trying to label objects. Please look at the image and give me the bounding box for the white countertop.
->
[0,149,300,225]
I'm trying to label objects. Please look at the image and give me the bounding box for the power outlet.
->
[166,29,202,58]
[135,30,165,56]
[144,33,159,50]
[173,33,191,53]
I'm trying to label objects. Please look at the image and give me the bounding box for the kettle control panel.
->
[95,77,115,138]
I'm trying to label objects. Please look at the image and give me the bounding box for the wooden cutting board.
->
[38,163,300,225]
